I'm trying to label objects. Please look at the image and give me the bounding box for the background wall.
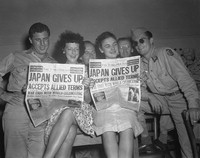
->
[1,0,200,59]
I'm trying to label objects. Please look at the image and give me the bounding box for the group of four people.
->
[0,22,199,158]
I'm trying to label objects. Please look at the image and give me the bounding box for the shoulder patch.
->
[152,56,158,62]
[166,49,174,56]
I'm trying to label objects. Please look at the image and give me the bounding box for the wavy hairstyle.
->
[53,30,85,63]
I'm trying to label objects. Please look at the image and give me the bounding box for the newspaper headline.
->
[25,63,85,127]
[89,56,141,111]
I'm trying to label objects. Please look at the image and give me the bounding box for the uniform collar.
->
[144,46,159,62]
[30,48,48,61]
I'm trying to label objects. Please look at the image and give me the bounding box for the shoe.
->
[153,139,168,151]
[139,144,158,154]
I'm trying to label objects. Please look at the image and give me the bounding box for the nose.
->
[72,49,78,55]
[111,45,116,51]
[40,40,45,46]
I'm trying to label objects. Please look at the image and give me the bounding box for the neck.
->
[32,48,47,60]
[144,46,154,61]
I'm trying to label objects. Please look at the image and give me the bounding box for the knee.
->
[59,109,75,123]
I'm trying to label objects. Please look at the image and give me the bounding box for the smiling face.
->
[118,39,133,58]
[82,43,96,65]
[100,37,119,59]
[64,43,80,64]
[132,32,153,59]
[29,31,50,56]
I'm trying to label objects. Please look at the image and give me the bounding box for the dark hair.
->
[29,22,50,39]
[54,30,85,63]
[95,31,117,59]
[117,37,133,47]
[84,40,95,47]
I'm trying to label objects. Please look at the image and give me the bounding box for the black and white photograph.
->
[0,0,200,158]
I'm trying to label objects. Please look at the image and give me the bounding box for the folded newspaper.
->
[25,63,85,127]
[89,56,141,111]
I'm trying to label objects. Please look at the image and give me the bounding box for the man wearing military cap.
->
[132,27,200,158]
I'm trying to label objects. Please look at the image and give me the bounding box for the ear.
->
[131,47,134,52]
[62,49,65,54]
[99,47,104,54]
[29,37,32,44]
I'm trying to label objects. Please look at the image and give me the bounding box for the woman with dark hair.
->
[94,31,143,158]
[43,30,95,158]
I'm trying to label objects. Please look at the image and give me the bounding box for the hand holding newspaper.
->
[25,63,85,127]
[89,56,141,111]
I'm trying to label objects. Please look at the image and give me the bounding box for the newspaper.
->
[89,56,140,111]
[25,63,85,127]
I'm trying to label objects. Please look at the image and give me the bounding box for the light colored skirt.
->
[94,103,143,137]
